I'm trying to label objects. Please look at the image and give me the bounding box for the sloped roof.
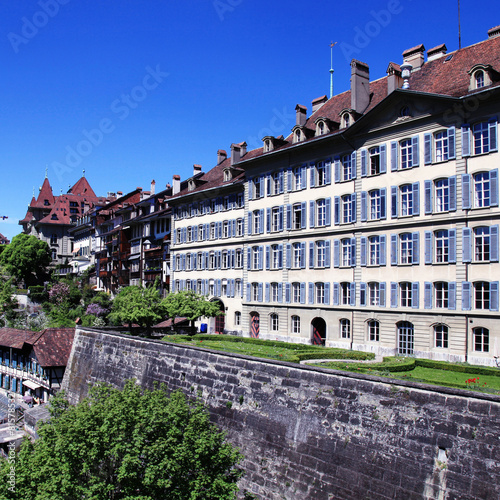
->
[32,328,75,367]
[0,328,40,349]
[69,176,97,198]
[34,178,55,208]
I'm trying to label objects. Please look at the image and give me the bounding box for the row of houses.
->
[20,26,500,366]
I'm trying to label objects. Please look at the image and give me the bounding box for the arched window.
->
[343,113,350,128]
[317,121,325,135]
[475,70,485,89]
[397,321,414,355]
[367,319,379,341]
[291,315,301,334]
[295,129,302,143]
[270,313,279,332]
[434,324,448,348]
[340,318,350,339]
[473,327,489,352]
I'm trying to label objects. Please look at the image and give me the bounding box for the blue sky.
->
[0,0,498,240]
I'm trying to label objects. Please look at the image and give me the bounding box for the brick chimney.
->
[217,149,227,164]
[230,143,241,165]
[351,59,370,114]
[312,95,328,113]
[295,104,307,126]
[172,175,181,195]
[193,164,202,176]
[427,44,447,62]
[402,44,425,70]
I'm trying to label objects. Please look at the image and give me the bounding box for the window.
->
[235,249,243,268]
[341,239,353,267]
[221,252,228,270]
[435,230,449,263]
[234,311,241,326]
[474,281,490,309]
[434,324,449,348]
[315,283,325,304]
[400,282,412,307]
[272,172,281,195]
[398,321,414,355]
[475,70,485,89]
[400,184,414,217]
[340,282,351,305]
[51,248,57,260]
[294,129,302,143]
[251,283,259,302]
[474,172,490,208]
[50,234,57,245]
[340,319,350,339]
[291,315,301,334]
[222,221,229,238]
[270,313,279,332]
[400,139,413,169]
[473,122,496,155]
[293,166,305,190]
[473,327,489,352]
[342,113,350,128]
[435,179,450,212]
[400,233,413,265]
[252,246,259,270]
[292,203,303,229]
[209,252,216,270]
[253,210,263,234]
[342,154,352,182]
[271,207,281,232]
[370,189,383,220]
[317,121,325,136]
[316,162,327,186]
[271,283,279,302]
[235,280,242,297]
[254,177,263,198]
[186,253,193,270]
[292,243,302,269]
[434,130,449,162]
[369,147,380,175]
[315,240,328,268]
[342,194,352,223]
[271,245,281,269]
[474,227,490,261]
[316,199,327,227]
[292,283,301,303]
[368,320,379,341]
[236,218,243,236]
[210,223,216,240]
[197,253,203,269]
[435,282,449,309]
[368,282,380,306]
[369,236,381,266]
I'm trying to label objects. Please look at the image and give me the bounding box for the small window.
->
[342,113,350,128]
[475,70,485,89]
[340,318,350,338]
[473,327,489,352]
[234,311,241,326]
[291,315,301,334]
[270,313,279,332]
[368,320,379,341]
[434,324,448,348]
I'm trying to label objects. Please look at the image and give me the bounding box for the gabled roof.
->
[32,328,75,367]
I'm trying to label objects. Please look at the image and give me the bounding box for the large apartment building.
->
[170,27,500,366]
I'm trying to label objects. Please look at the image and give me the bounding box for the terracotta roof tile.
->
[32,328,75,367]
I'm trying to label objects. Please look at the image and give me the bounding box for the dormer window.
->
[223,169,232,182]
[318,121,324,135]
[342,113,350,128]
[295,129,302,143]
[475,70,485,89]
[468,65,493,91]
[188,180,195,191]
[264,139,272,152]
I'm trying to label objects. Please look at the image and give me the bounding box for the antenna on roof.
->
[458,0,462,49]
[330,41,337,98]
[45,165,48,179]
[83,169,85,178]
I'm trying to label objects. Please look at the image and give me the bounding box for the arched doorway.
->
[250,312,260,338]
[212,299,225,334]
[311,317,326,345]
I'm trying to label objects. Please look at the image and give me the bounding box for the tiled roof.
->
[0,329,40,349]
[32,328,75,367]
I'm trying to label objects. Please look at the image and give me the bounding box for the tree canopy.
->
[0,381,243,500]
[0,234,51,287]
[163,290,223,326]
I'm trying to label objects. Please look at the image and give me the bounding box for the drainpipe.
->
[464,156,469,363]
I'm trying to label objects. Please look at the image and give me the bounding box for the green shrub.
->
[296,351,375,362]
[415,359,500,377]
[29,285,47,302]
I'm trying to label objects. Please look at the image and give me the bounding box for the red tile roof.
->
[0,329,40,349]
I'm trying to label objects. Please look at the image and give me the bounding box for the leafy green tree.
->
[163,290,223,328]
[109,282,167,332]
[0,273,18,327]
[0,234,51,287]
[0,380,243,500]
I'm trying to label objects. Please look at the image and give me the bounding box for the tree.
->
[162,290,223,328]
[0,381,243,500]
[109,282,167,332]
[0,272,18,327]
[0,234,51,287]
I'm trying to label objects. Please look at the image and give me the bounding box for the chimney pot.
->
[295,104,307,126]
[193,164,202,176]
[350,59,370,114]
[217,149,227,164]
[311,95,328,113]
[230,143,241,165]
[402,44,425,70]
[427,44,447,62]
[150,180,156,195]
[172,175,181,195]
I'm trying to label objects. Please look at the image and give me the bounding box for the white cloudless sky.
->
[0,0,498,240]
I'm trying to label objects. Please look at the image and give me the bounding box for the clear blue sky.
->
[0,0,498,240]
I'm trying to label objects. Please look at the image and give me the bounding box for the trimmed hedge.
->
[318,357,416,373]
[296,351,375,362]
[415,359,500,377]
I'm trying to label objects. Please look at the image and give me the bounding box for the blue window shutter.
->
[259,176,265,197]
[462,282,471,311]
[247,248,251,270]
[287,169,292,192]
[350,282,356,306]
[462,124,471,157]
[351,193,357,222]
[265,282,270,302]
[279,205,284,231]
[182,254,186,270]
[258,246,264,270]
[351,237,356,267]
[172,230,176,245]
[227,222,232,239]
[309,241,315,268]
[285,282,291,303]
[172,254,176,271]
[380,282,386,307]
[193,225,198,241]
[301,165,308,189]
[324,282,330,304]
[380,235,387,266]
[424,282,432,309]
[300,282,306,304]
[286,243,292,269]
[424,180,433,214]
[361,149,367,177]
[309,200,315,228]
[490,169,499,207]
[490,281,499,311]
[391,186,398,218]
[449,229,457,263]
[333,239,340,268]
[301,202,307,229]
[462,174,471,209]
[425,231,433,264]
[218,221,223,239]
[265,246,270,270]
[249,179,254,199]
[380,144,387,174]
[247,212,252,235]
[182,227,186,242]
[300,242,306,268]
[325,197,331,226]
[491,225,499,262]
[448,126,456,159]
[258,283,263,302]
[424,133,432,165]
[278,282,283,303]
[391,234,398,265]
[360,282,367,306]
[278,244,283,268]
[279,170,284,193]
[462,228,472,263]
[325,160,332,185]
[266,175,271,196]
[449,282,456,310]
[361,191,367,222]
[360,236,367,266]
[489,118,498,152]
[325,240,331,268]
[412,135,420,167]
[351,151,357,179]
[260,209,265,234]
[380,188,387,219]
[310,164,315,187]
[230,279,235,298]
[449,176,457,211]
[308,282,314,304]
[334,196,340,225]
[286,204,292,230]
[412,282,419,308]
[334,156,341,183]
[391,141,398,171]
[412,182,420,216]
[333,283,339,306]
[266,208,271,233]
[390,282,398,307]
[412,232,420,264]
[217,279,221,297]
